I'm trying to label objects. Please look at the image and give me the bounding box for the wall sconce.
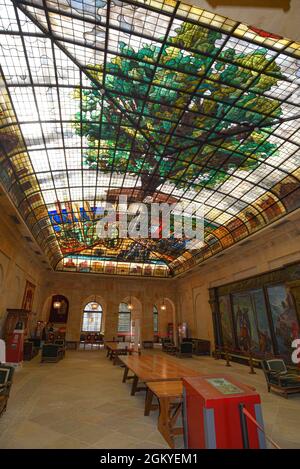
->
[128,296,133,310]
[91,299,98,310]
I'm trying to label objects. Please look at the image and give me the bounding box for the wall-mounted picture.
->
[21,280,36,311]
[218,295,234,348]
[266,284,299,362]
[232,289,273,354]
[251,289,273,354]
[232,292,259,352]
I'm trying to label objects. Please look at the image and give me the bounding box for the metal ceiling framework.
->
[0,0,300,277]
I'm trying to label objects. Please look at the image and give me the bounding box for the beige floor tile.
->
[70,422,112,444]
[1,349,299,449]
[91,431,140,449]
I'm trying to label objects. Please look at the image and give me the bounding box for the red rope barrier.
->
[242,407,281,449]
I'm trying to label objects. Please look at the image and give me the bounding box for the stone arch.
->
[41,295,53,322]
[80,294,106,334]
[118,296,142,342]
[121,295,142,320]
[158,297,177,344]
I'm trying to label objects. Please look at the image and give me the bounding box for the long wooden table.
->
[119,354,200,395]
[105,342,140,365]
[145,380,183,448]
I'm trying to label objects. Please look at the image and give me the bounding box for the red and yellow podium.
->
[6,329,25,364]
[183,374,266,449]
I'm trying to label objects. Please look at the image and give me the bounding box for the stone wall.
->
[0,212,43,336]
[176,210,300,349]
[37,272,177,342]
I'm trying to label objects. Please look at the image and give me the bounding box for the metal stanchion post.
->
[249,348,256,374]
[214,347,220,360]
[225,347,231,367]
[239,403,249,449]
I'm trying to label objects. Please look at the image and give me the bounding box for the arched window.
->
[153,305,158,333]
[118,302,131,333]
[82,302,103,332]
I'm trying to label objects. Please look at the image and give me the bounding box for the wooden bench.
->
[105,342,141,365]
[145,380,183,448]
[215,349,262,368]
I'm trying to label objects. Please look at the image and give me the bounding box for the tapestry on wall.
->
[49,295,69,324]
[218,295,234,348]
[266,284,299,362]
[212,262,300,362]
[21,281,36,311]
[232,289,273,354]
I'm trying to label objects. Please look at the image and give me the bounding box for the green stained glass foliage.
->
[74,21,283,196]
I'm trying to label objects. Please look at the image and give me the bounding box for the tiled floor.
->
[0,349,299,449]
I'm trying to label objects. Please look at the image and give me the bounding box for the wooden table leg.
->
[122,366,129,383]
[156,398,183,448]
[113,352,119,366]
[144,388,154,416]
[157,397,174,449]
[131,375,139,396]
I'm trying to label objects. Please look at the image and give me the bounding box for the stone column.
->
[104,300,119,340]
[65,289,82,341]
[141,301,154,343]
[208,288,220,351]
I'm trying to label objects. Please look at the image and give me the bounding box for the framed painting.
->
[218,295,234,348]
[21,280,36,311]
[266,284,299,362]
[232,289,273,354]
[232,292,260,352]
[251,289,273,354]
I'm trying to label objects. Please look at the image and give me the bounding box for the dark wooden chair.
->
[54,339,66,357]
[41,344,64,363]
[262,359,300,398]
[161,338,172,351]
[23,341,39,361]
[28,338,41,349]
[164,342,177,355]
[176,341,193,358]
[0,364,15,417]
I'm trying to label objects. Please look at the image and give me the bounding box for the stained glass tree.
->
[74,23,282,199]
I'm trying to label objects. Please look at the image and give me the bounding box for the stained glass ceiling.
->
[0,0,300,278]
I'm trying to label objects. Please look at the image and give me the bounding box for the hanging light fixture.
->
[161,298,166,311]
[53,299,61,309]
[91,296,98,310]
[128,295,133,310]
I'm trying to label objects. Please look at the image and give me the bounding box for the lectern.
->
[183,374,266,449]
